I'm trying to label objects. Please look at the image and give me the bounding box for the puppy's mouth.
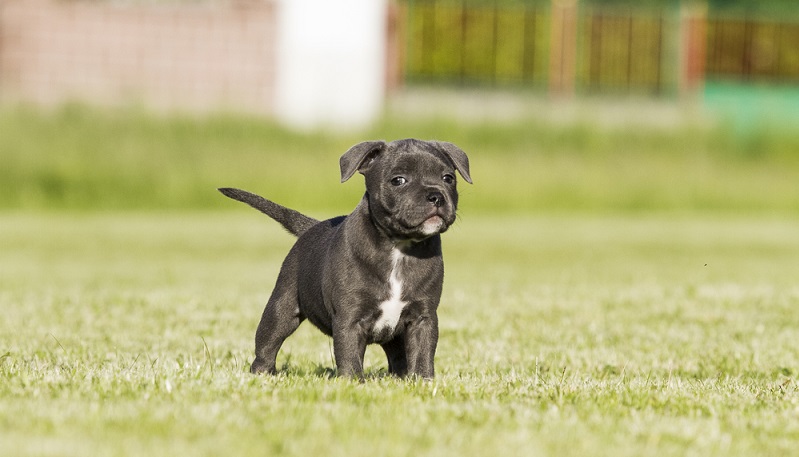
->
[419,215,446,235]
[377,203,456,242]
[408,206,455,238]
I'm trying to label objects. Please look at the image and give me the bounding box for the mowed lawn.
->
[2,211,798,456]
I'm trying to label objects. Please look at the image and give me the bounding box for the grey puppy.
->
[219,139,471,379]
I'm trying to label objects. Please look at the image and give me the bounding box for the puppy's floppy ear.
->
[433,141,472,184]
[340,140,387,183]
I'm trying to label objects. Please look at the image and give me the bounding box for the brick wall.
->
[0,0,277,114]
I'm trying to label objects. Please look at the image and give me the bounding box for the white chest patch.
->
[373,248,408,334]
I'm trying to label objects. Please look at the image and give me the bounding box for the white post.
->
[274,0,388,130]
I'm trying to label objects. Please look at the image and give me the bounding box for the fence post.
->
[549,0,577,97]
[385,0,403,94]
[679,2,707,98]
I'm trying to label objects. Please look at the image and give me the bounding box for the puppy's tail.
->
[218,187,319,237]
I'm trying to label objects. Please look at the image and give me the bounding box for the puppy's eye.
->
[442,174,455,184]
[390,177,407,186]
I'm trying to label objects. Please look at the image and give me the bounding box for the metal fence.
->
[706,15,799,83]
[400,0,799,94]
[579,8,671,94]
[404,2,551,86]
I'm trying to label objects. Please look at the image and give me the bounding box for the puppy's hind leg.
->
[250,284,303,374]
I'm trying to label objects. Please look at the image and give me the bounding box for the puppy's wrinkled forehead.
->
[386,140,454,173]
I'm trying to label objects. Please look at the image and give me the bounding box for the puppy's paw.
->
[250,358,275,375]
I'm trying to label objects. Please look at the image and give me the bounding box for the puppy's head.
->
[340,139,471,241]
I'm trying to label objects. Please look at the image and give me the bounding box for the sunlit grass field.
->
[1,105,799,456]
[3,213,799,456]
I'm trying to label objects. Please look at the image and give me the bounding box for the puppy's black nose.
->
[427,192,445,208]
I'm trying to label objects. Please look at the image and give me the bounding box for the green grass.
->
[2,105,799,455]
[1,104,798,213]
[2,212,799,456]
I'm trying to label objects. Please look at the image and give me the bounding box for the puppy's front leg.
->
[405,313,438,379]
[332,318,367,379]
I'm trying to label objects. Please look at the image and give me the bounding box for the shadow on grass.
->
[262,361,401,381]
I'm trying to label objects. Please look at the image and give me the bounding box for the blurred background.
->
[0,0,797,214]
